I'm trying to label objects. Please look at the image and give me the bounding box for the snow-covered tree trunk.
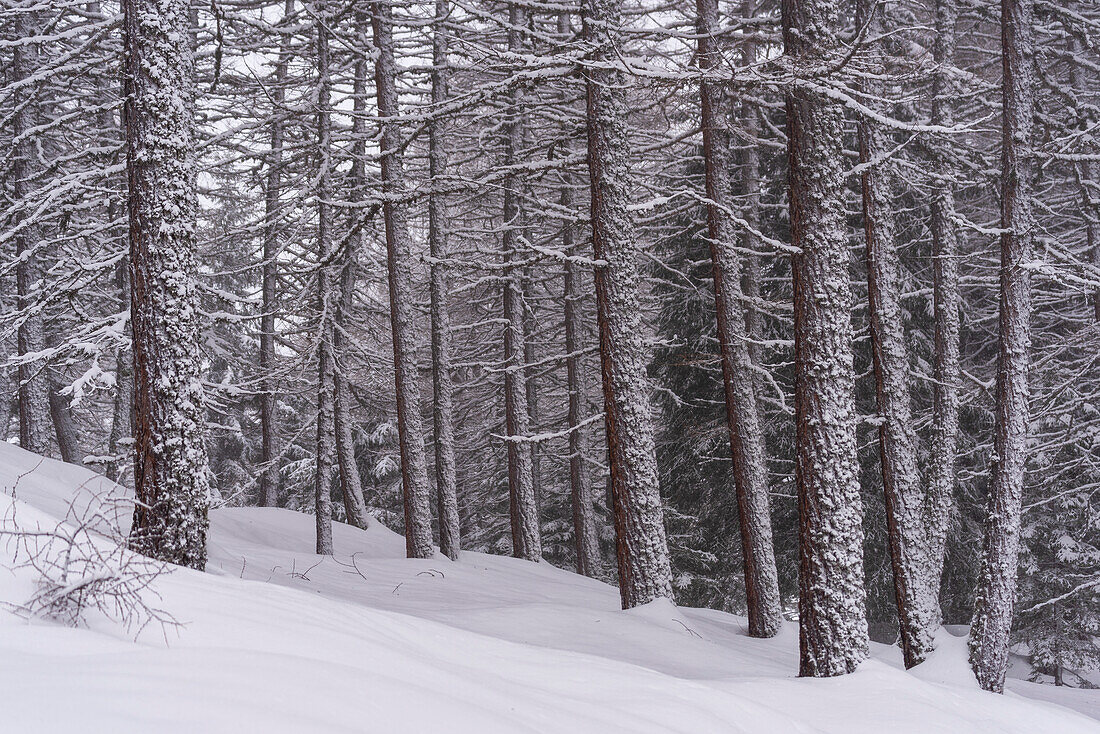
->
[331,3,372,532]
[313,0,335,554]
[259,0,294,509]
[502,0,541,562]
[48,376,80,464]
[556,9,601,579]
[12,7,53,458]
[969,0,1036,693]
[429,0,461,560]
[856,0,936,668]
[927,0,959,601]
[738,0,764,369]
[696,0,782,638]
[583,0,673,608]
[783,0,869,676]
[124,0,211,570]
[372,0,435,559]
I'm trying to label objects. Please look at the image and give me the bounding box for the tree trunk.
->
[696,0,782,638]
[856,0,937,668]
[739,0,764,369]
[429,0,461,559]
[502,0,542,562]
[583,0,674,608]
[372,0,436,559]
[927,0,960,611]
[331,2,373,532]
[12,7,53,458]
[259,0,294,509]
[124,0,211,570]
[48,377,81,464]
[783,0,869,676]
[313,0,335,555]
[969,0,1035,694]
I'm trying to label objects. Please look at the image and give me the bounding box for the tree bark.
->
[429,0,462,559]
[259,0,294,509]
[48,376,81,464]
[927,0,960,612]
[969,0,1035,693]
[783,0,869,676]
[856,0,937,668]
[372,0,436,559]
[739,0,765,369]
[331,2,373,532]
[583,0,674,608]
[502,0,542,562]
[124,0,211,570]
[696,0,782,638]
[12,7,53,458]
[313,0,335,554]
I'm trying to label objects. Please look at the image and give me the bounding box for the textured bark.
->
[331,4,372,532]
[12,7,53,458]
[502,0,541,562]
[969,0,1035,693]
[124,0,211,570]
[48,376,81,464]
[696,0,782,638]
[738,0,764,369]
[783,0,869,676]
[372,0,436,559]
[583,0,674,608]
[429,0,461,560]
[856,0,937,668]
[313,0,335,555]
[259,0,294,509]
[927,0,959,603]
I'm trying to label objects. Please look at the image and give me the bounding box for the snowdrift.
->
[0,442,1097,733]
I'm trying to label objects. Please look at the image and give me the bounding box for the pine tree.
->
[783,0,870,676]
[583,0,673,608]
[124,0,211,570]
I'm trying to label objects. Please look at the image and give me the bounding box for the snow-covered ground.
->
[1,442,1097,733]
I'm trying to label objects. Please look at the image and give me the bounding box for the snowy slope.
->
[0,442,1097,733]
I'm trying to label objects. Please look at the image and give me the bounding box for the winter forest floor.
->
[0,442,1098,733]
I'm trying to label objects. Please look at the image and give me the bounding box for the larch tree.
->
[313,0,336,555]
[124,0,212,569]
[501,0,542,562]
[855,0,938,667]
[969,0,1037,693]
[12,6,52,458]
[696,0,782,638]
[372,0,435,560]
[782,0,869,676]
[583,0,673,608]
[429,0,462,560]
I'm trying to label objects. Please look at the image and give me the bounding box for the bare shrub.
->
[1,471,179,640]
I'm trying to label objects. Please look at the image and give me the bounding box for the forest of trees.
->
[2,0,1098,693]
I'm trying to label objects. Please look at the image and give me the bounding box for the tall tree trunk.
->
[856,0,937,668]
[259,0,294,509]
[583,0,673,608]
[696,0,782,638]
[313,0,335,555]
[372,0,436,559]
[558,9,601,579]
[429,0,461,559]
[927,0,960,612]
[502,0,541,562]
[12,7,52,458]
[782,0,869,677]
[739,0,765,369]
[969,0,1035,693]
[124,0,211,570]
[331,2,373,532]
